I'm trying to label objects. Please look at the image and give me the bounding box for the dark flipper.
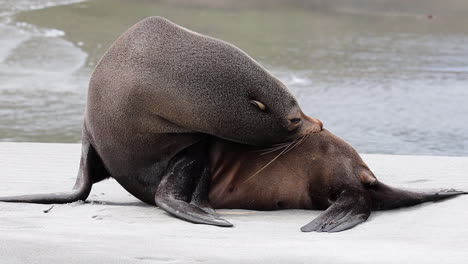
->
[155,139,232,227]
[0,135,106,204]
[369,181,468,210]
[301,189,371,233]
[190,165,221,218]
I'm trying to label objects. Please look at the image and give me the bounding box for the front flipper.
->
[155,140,232,227]
[190,165,222,218]
[301,189,371,233]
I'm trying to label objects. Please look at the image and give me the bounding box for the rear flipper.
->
[369,181,468,210]
[155,139,233,227]
[0,135,104,204]
[301,189,372,233]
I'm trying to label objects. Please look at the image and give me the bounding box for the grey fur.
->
[88,16,302,147]
[84,16,310,203]
[0,17,320,226]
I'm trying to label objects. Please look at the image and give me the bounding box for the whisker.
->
[253,145,286,153]
[281,137,303,156]
[242,132,314,183]
[259,145,289,155]
[242,138,300,183]
[252,139,296,155]
[270,142,291,147]
[282,133,309,155]
[258,131,312,155]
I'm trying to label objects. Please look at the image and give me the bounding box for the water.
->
[0,0,467,156]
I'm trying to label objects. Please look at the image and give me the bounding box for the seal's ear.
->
[359,170,377,186]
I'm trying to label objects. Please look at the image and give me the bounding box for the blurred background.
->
[0,0,467,156]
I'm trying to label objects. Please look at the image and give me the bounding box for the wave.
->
[0,0,86,17]
[0,0,88,92]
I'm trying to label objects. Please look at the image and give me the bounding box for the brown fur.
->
[209,128,467,232]
[209,129,369,210]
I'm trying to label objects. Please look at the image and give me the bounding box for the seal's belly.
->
[208,139,316,210]
[209,173,314,210]
[207,136,348,211]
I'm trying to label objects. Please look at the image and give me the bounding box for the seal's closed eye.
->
[250,100,266,111]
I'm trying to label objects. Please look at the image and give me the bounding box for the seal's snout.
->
[302,114,323,134]
[287,110,323,135]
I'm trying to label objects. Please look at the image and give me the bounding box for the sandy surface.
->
[0,142,467,263]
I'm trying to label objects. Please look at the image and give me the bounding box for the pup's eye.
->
[250,100,266,111]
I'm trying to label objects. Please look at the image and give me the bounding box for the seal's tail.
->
[368,181,467,210]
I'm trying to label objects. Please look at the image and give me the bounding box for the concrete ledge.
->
[0,142,467,263]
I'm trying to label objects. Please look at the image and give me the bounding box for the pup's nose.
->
[288,117,303,131]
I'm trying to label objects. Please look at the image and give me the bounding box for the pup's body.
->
[209,129,467,232]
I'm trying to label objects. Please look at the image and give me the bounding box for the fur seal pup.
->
[0,17,323,226]
[209,128,467,232]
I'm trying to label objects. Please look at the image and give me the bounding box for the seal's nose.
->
[310,117,323,130]
[303,114,323,133]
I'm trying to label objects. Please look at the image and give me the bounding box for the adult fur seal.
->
[209,128,467,232]
[0,17,323,226]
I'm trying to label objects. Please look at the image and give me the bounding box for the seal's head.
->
[132,17,322,146]
[195,70,323,146]
[183,57,323,146]
[234,79,324,145]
